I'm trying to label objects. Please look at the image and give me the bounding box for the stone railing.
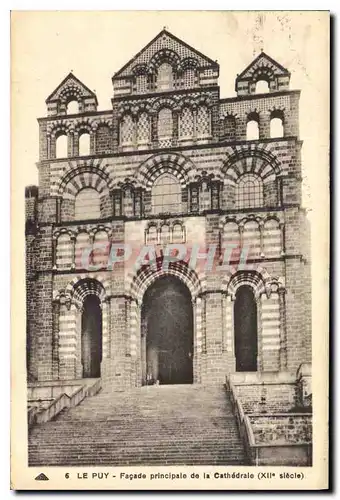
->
[28,379,102,427]
[225,375,313,466]
[226,376,255,464]
[248,414,312,445]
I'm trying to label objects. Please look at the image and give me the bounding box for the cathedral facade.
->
[25,29,311,391]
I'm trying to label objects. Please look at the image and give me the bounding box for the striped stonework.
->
[260,292,281,371]
[55,233,73,270]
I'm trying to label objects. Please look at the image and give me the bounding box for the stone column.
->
[257,294,264,372]
[72,131,79,157]
[279,288,288,370]
[90,130,96,154]
[221,293,227,352]
[70,235,76,270]
[52,300,60,379]
[47,135,51,159]
[141,316,147,385]
[52,236,57,270]
[280,222,285,256]
[56,197,62,224]
[259,220,265,258]
[172,109,179,146]
[151,113,158,147]
[192,108,197,141]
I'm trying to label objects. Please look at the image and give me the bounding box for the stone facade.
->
[25,29,311,390]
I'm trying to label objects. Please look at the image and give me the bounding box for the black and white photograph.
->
[11,10,329,490]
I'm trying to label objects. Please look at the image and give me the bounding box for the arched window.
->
[183,68,195,88]
[246,114,260,140]
[270,116,284,138]
[120,114,135,146]
[173,223,184,243]
[75,187,101,220]
[237,174,263,209]
[152,173,181,215]
[66,100,79,114]
[255,79,270,93]
[160,224,171,244]
[157,108,173,140]
[79,132,90,156]
[234,285,258,372]
[55,133,68,158]
[157,63,173,91]
[146,226,158,245]
[179,107,194,139]
[196,105,211,138]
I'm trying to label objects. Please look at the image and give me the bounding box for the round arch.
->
[136,152,198,190]
[126,262,204,306]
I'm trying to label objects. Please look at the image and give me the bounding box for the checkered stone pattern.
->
[179,107,194,139]
[137,112,150,144]
[120,115,135,145]
[196,105,211,138]
[136,75,148,94]
[183,69,196,89]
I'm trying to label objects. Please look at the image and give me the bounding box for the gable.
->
[237,52,290,81]
[46,73,98,104]
[114,29,218,79]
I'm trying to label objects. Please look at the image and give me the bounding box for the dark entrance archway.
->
[234,285,258,372]
[141,276,193,385]
[81,295,102,378]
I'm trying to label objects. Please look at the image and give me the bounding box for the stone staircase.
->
[28,384,246,466]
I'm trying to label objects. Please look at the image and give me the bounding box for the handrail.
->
[226,376,256,464]
[226,375,313,466]
[28,379,101,427]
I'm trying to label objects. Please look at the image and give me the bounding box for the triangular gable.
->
[236,52,290,81]
[113,29,218,79]
[46,73,98,103]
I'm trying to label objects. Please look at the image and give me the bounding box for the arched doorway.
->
[234,285,258,371]
[81,295,102,377]
[141,276,193,385]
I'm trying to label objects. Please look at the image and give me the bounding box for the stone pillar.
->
[90,130,96,154]
[141,316,147,385]
[259,111,270,139]
[47,135,51,159]
[257,294,264,372]
[72,131,79,157]
[70,235,76,270]
[52,300,60,379]
[56,197,62,224]
[259,220,265,258]
[172,109,179,146]
[52,236,57,269]
[151,113,158,147]
[221,293,227,352]
[192,108,197,141]
[279,288,288,370]
[280,222,285,255]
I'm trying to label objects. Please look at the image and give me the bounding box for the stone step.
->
[28,384,245,466]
